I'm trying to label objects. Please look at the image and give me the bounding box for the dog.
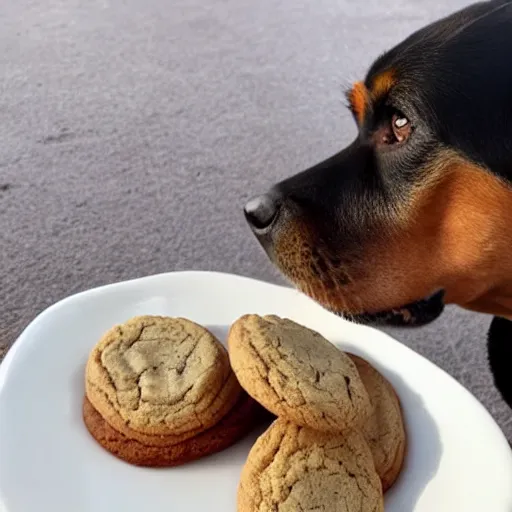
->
[243,0,512,410]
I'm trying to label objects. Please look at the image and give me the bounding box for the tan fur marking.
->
[272,151,512,318]
[370,69,396,101]
[348,81,369,124]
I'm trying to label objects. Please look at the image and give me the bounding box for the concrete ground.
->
[1,0,510,440]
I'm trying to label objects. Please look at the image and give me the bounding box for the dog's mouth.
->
[335,290,446,327]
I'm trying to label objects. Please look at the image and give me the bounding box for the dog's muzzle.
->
[244,193,445,328]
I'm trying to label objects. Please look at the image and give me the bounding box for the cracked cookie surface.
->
[85,316,242,443]
[83,391,269,467]
[228,315,371,432]
[238,419,384,512]
[348,354,407,492]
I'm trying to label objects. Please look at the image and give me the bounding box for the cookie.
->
[85,315,242,445]
[228,314,371,432]
[238,419,384,512]
[83,392,270,467]
[348,354,407,492]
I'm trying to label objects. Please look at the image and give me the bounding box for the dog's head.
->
[244,1,512,325]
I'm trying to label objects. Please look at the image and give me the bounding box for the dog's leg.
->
[487,316,512,409]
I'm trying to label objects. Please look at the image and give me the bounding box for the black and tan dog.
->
[244,0,512,409]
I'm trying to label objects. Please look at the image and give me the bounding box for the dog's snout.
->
[244,193,280,231]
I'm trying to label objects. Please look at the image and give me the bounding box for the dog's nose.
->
[244,193,280,231]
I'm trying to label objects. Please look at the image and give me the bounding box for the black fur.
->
[350,291,445,327]
[488,317,512,408]
[367,0,512,179]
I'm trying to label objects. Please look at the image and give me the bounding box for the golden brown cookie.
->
[85,316,242,445]
[83,392,271,467]
[348,354,407,492]
[228,314,371,432]
[238,419,384,512]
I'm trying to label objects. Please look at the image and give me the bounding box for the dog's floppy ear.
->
[487,316,512,409]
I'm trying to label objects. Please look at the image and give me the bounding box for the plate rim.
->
[1,270,512,511]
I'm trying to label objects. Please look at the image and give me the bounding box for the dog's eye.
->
[391,113,411,142]
[372,111,412,147]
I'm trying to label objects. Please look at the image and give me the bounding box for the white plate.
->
[0,271,511,512]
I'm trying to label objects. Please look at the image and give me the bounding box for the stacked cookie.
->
[228,314,407,511]
[83,315,267,467]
